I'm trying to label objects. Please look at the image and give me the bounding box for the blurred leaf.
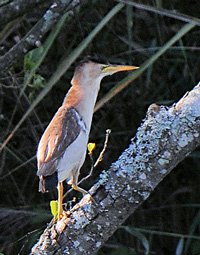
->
[32,74,45,88]
[50,200,58,219]
[0,3,124,153]
[176,238,184,255]
[24,52,36,71]
[24,47,44,71]
[121,226,150,255]
[183,211,200,255]
[88,143,96,154]
[190,240,200,255]
[95,22,195,112]
[109,246,136,255]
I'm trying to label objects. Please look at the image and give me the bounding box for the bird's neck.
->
[63,78,101,130]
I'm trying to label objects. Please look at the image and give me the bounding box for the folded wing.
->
[37,107,86,178]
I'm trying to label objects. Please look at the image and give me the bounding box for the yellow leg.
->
[58,181,63,221]
[72,182,97,205]
[72,183,87,195]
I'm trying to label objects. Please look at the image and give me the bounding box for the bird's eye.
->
[101,65,109,71]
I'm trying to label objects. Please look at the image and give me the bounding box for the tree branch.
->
[30,83,200,254]
[0,0,51,27]
[0,0,81,72]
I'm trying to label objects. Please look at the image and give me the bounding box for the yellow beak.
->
[102,65,139,74]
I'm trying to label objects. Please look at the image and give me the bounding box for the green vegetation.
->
[0,1,200,254]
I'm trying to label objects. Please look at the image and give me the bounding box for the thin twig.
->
[117,0,200,26]
[0,0,81,72]
[0,0,50,27]
[0,155,36,180]
[63,129,111,199]
[94,129,111,168]
[31,83,200,254]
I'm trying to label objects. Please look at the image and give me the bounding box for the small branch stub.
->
[31,83,200,254]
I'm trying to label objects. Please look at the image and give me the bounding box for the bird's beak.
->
[102,65,139,74]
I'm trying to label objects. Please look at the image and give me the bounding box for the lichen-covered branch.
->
[0,0,51,27]
[30,83,200,255]
[0,0,81,72]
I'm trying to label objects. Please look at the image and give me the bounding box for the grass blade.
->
[0,3,124,153]
[95,22,195,112]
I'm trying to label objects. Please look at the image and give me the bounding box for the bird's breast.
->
[75,87,99,130]
[57,129,88,182]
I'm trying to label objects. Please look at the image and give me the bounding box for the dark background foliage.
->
[1,0,200,254]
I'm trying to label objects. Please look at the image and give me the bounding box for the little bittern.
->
[37,55,138,220]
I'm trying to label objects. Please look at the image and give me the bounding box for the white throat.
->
[74,76,102,131]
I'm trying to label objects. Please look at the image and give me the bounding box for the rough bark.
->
[0,0,81,72]
[0,0,51,27]
[30,83,200,255]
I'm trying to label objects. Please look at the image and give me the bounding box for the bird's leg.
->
[72,183,88,195]
[71,176,98,205]
[72,181,97,205]
[70,174,88,195]
[58,181,64,221]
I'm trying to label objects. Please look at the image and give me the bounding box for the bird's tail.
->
[39,173,58,192]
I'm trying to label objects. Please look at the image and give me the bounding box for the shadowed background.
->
[0,1,200,254]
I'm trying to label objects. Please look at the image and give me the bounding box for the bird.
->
[36,55,139,221]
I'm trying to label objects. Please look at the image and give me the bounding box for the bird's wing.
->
[37,107,86,177]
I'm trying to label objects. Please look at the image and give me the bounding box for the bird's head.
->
[71,55,139,87]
